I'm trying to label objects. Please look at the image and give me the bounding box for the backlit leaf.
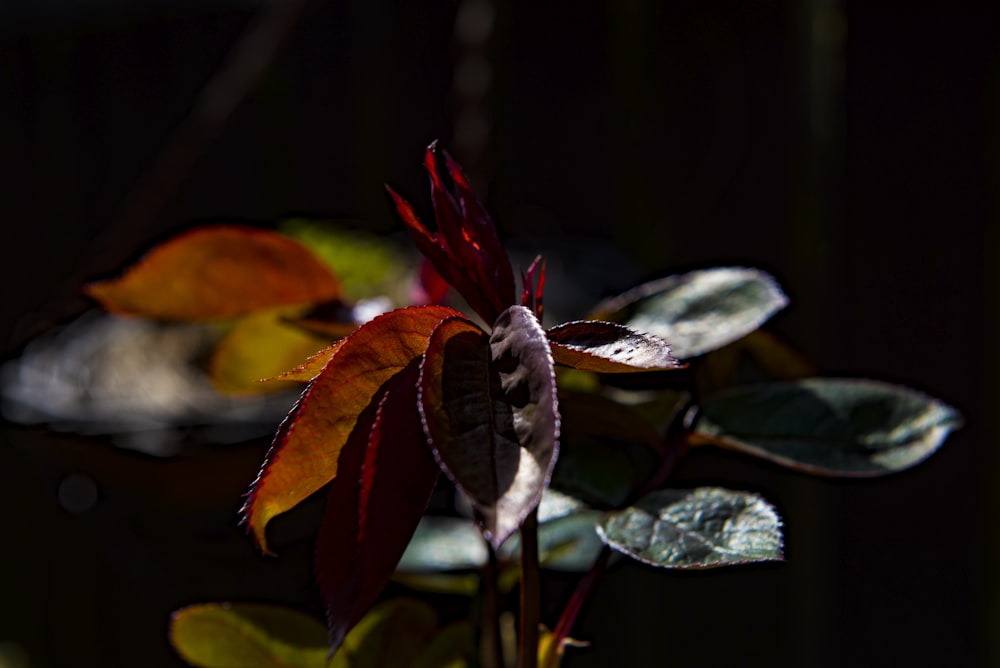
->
[694,378,962,476]
[242,305,461,552]
[597,487,784,569]
[208,309,334,394]
[546,320,681,373]
[169,603,329,668]
[263,340,347,384]
[87,225,340,321]
[328,599,437,668]
[316,361,440,653]
[590,267,788,359]
[419,306,559,549]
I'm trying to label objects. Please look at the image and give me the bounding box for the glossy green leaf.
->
[590,267,788,359]
[694,378,962,476]
[169,603,329,668]
[546,320,681,373]
[328,600,437,668]
[419,306,560,549]
[597,487,784,569]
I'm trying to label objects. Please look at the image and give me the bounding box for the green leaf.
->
[694,378,963,476]
[411,623,477,668]
[419,306,560,549]
[169,603,330,668]
[597,487,784,569]
[591,267,788,359]
[278,220,406,302]
[329,599,437,668]
[397,517,488,572]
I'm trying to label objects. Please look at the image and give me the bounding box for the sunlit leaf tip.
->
[547,320,682,373]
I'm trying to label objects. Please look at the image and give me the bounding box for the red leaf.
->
[86,225,340,321]
[419,306,559,549]
[315,360,440,653]
[547,320,682,373]
[242,305,461,552]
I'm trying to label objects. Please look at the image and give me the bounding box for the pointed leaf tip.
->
[547,320,682,373]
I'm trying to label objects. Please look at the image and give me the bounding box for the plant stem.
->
[481,543,504,668]
[519,507,541,668]
[543,546,612,668]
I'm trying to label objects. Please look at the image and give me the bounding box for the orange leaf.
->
[242,305,462,553]
[86,225,340,321]
[262,339,347,384]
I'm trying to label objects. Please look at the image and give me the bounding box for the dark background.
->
[1,0,996,666]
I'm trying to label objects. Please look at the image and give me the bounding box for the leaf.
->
[208,309,335,394]
[316,361,441,653]
[411,623,477,668]
[546,320,681,373]
[693,378,963,476]
[397,517,489,572]
[169,603,329,668]
[278,219,406,301]
[242,305,460,552]
[419,306,560,549]
[263,340,348,384]
[597,487,784,569]
[551,391,661,508]
[590,267,788,359]
[328,599,438,668]
[387,143,516,324]
[87,225,340,321]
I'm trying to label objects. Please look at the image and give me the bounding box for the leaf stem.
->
[481,543,504,668]
[519,507,541,668]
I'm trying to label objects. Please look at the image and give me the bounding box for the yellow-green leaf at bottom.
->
[169,603,329,668]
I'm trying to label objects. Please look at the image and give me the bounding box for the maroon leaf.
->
[547,320,682,373]
[419,306,559,549]
[316,360,440,653]
[387,142,516,323]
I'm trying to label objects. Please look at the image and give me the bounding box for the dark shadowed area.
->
[1,0,996,666]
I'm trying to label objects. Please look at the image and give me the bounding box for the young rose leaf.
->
[387,143,516,324]
[317,361,440,654]
[262,340,348,384]
[328,599,438,668]
[419,306,559,549]
[169,603,329,668]
[590,267,788,359]
[547,320,681,373]
[597,487,784,569]
[693,378,963,477]
[243,305,461,552]
[208,309,334,394]
[87,225,340,321]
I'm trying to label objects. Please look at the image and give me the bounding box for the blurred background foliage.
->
[0,0,996,666]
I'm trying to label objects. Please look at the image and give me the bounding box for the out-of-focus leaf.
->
[328,599,437,668]
[87,225,340,321]
[539,626,587,668]
[169,603,329,668]
[208,309,333,394]
[397,517,488,572]
[392,572,481,597]
[597,487,784,569]
[694,378,963,476]
[741,330,818,379]
[419,306,559,549]
[546,320,681,373]
[551,390,661,507]
[278,220,406,301]
[590,267,788,359]
[411,623,476,668]
[314,361,440,653]
[243,305,460,553]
